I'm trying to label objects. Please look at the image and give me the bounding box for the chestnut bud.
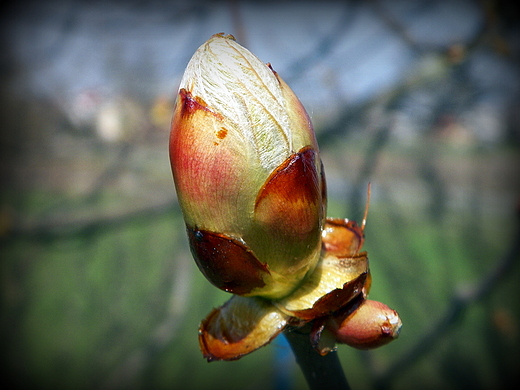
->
[170,34,325,299]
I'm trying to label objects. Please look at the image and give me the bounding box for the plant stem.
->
[284,326,351,390]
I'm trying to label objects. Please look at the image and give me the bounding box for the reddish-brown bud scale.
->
[255,146,321,242]
[187,228,269,295]
[322,218,365,257]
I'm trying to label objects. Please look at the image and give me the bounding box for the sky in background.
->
[3,0,514,111]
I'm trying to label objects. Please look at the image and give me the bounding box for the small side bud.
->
[327,299,402,349]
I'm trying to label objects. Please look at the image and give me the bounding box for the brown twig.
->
[284,325,351,390]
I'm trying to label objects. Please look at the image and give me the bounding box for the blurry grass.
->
[1,149,519,390]
[2,201,183,388]
[333,200,519,390]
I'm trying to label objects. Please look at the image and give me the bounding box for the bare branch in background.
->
[100,253,193,390]
[371,206,520,389]
[347,104,393,217]
[3,200,177,243]
[284,1,359,85]
[370,0,425,55]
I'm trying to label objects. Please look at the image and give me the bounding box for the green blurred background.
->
[1,1,519,389]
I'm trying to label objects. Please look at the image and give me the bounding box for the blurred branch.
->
[83,142,135,204]
[101,253,193,390]
[284,1,359,84]
[2,199,177,243]
[372,205,520,389]
[316,50,448,148]
[372,0,489,55]
[418,148,448,224]
[370,0,425,55]
[348,105,393,216]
